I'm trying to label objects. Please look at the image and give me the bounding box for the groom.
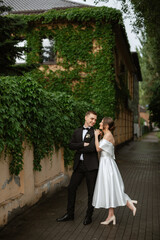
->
[56,111,99,225]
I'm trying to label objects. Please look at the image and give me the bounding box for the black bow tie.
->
[83,127,89,130]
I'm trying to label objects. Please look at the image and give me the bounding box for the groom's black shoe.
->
[83,215,92,225]
[56,213,74,222]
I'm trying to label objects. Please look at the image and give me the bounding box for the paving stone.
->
[0,131,160,240]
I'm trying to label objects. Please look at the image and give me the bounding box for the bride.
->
[92,117,137,225]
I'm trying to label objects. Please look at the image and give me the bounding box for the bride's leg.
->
[101,208,116,225]
[106,208,114,220]
[127,201,137,216]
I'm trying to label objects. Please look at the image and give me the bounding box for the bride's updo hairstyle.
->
[103,117,115,131]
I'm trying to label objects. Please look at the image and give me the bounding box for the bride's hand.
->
[94,129,101,136]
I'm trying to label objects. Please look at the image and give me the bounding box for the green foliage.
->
[0,72,94,175]
[148,82,160,127]
[10,6,122,25]
[134,0,160,124]
[0,0,11,13]
[156,132,160,140]
[138,37,160,126]
[26,32,42,65]
[15,10,117,118]
[1,6,130,175]
[114,0,160,123]
[95,0,160,36]
[122,0,160,36]
[0,0,26,74]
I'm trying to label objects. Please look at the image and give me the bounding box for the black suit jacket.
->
[69,127,99,171]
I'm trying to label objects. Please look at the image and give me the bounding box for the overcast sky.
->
[71,0,141,51]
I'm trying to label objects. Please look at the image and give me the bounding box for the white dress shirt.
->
[80,126,90,160]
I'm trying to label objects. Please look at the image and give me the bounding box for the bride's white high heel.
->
[101,215,116,225]
[129,200,138,216]
[131,200,138,204]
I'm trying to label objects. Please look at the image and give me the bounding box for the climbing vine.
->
[14,7,119,117]
[0,72,94,174]
[0,7,130,175]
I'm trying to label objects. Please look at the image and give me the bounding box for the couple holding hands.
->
[56,111,137,226]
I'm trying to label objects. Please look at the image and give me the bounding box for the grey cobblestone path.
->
[0,131,160,240]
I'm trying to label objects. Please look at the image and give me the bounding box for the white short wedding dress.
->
[92,138,131,209]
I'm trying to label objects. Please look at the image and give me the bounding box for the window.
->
[15,40,27,64]
[42,38,56,64]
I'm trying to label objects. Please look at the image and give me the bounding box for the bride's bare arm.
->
[95,130,102,152]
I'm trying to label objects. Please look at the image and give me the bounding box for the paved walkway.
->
[0,131,160,240]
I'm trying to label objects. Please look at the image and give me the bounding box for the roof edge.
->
[10,5,90,15]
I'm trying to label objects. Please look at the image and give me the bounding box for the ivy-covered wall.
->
[37,22,116,118]
[17,8,119,117]
[0,7,133,175]
[10,7,124,117]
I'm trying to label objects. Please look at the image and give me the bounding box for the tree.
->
[95,0,160,124]
[148,82,160,127]
[0,0,24,74]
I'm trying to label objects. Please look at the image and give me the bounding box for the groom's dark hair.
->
[85,111,97,116]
